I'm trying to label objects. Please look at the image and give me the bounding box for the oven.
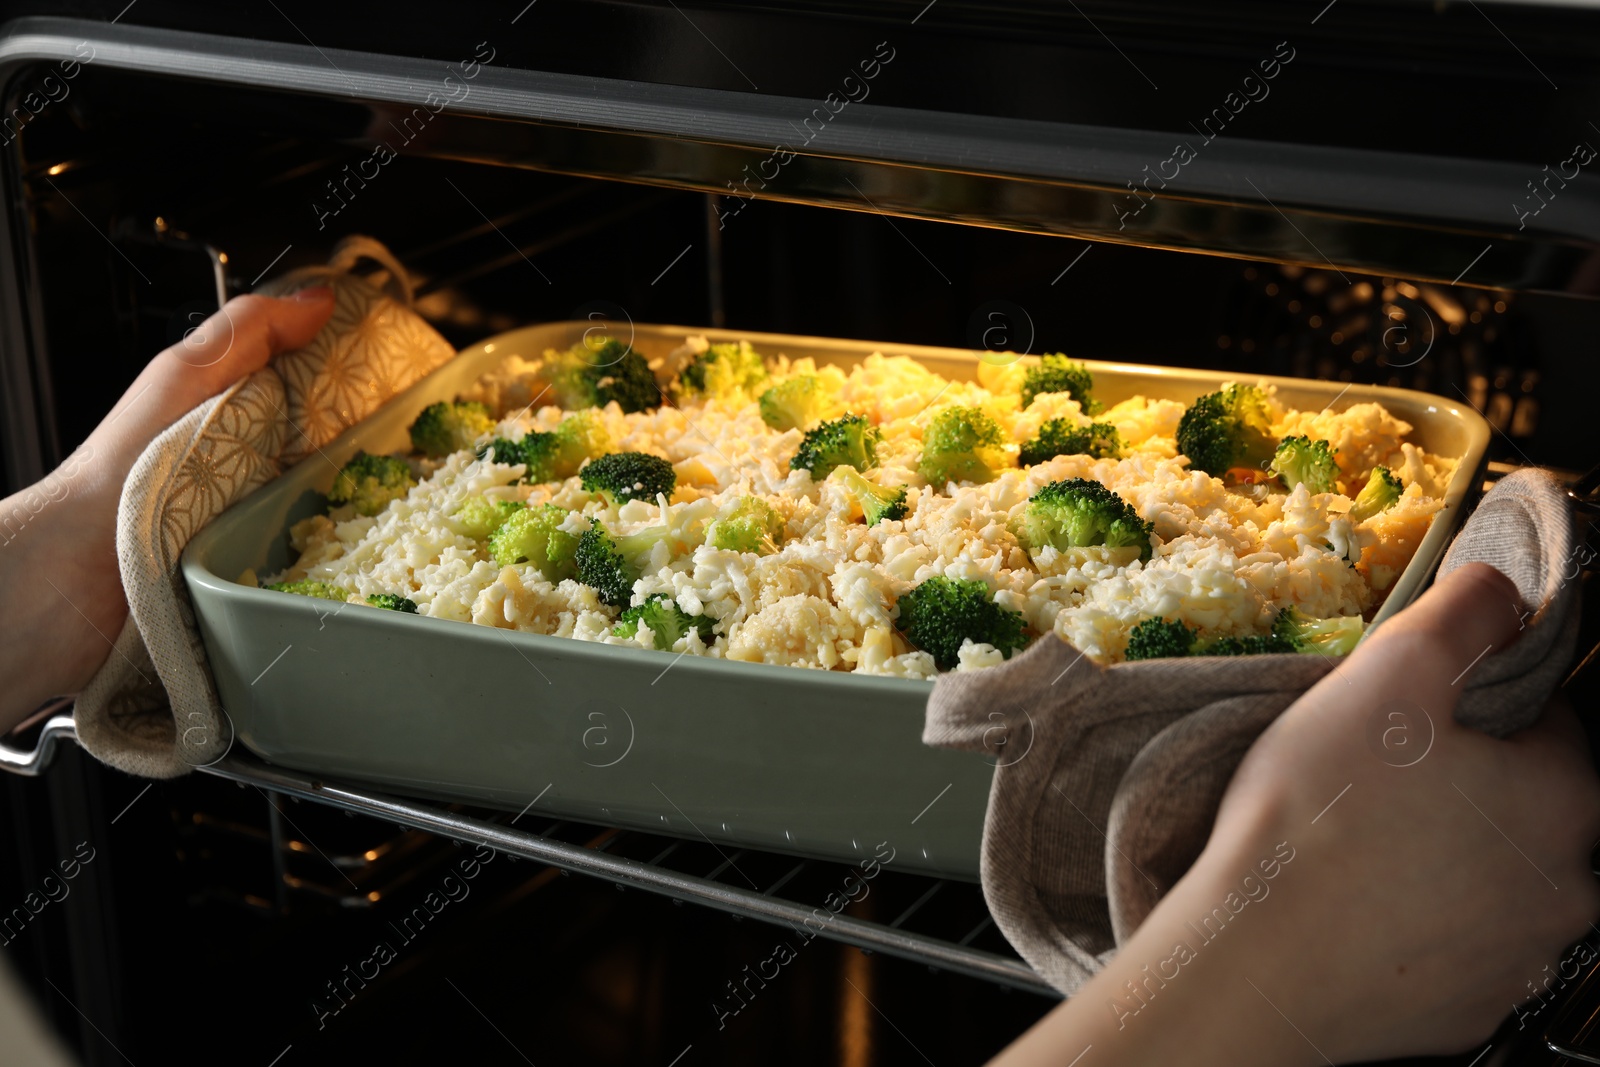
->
[1,3,1598,1064]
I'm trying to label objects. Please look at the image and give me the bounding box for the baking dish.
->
[179,323,1491,880]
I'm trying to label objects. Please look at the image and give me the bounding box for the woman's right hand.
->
[993,562,1600,1066]
[1207,561,1600,1062]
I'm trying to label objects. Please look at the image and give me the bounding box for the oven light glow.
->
[217,253,228,264]
[46,163,66,176]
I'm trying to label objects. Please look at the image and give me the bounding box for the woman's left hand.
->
[0,289,334,733]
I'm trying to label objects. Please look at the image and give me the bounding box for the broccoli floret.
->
[1124,617,1199,661]
[326,451,416,516]
[1124,616,1298,659]
[918,406,1008,487]
[1018,420,1124,466]
[791,414,879,481]
[836,467,909,526]
[1273,607,1365,656]
[613,593,717,649]
[546,339,662,414]
[366,593,419,613]
[895,575,1028,670]
[1271,435,1340,494]
[453,497,523,540]
[1175,384,1278,477]
[575,520,670,607]
[676,340,768,400]
[1123,608,1360,660]
[477,436,529,467]
[1022,354,1102,413]
[759,375,837,433]
[707,496,784,554]
[1013,478,1154,561]
[579,451,676,504]
[487,503,581,581]
[516,410,614,484]
[500,433,546,476]
[1204,633,1296,656]
[266,579,348,602]
[551,410,612,475]
[1350,466,1403,522]
[575,524,634,607]
[1196,613,1364,658]
[482,411,613,486]
[409,401,497,458]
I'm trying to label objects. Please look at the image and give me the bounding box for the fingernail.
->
[291,285,333,302]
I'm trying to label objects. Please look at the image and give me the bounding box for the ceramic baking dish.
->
[179,323,1490,880]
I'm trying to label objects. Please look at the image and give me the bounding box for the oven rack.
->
[2,465,1587,1016]
[197,752,1060,998]
[1,712,1057,999]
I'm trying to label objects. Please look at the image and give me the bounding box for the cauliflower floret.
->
[955,639,1008,671]
[1385,441,1457,499]
[1275,401,1411,483]
[725,593,863,669]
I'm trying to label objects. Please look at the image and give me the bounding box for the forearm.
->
[0,482,115,727]
[992,809,1321,1067]
[0,353,201,725]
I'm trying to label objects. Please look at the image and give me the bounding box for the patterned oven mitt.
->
[75,237,457,778]
[923,468,1583,995]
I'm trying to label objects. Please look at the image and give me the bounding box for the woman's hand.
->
[0,289,334,734]
[993,563,1600,1066]
[1205,562,1600,1061]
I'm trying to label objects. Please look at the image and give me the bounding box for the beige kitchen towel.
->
[75,237,456,778]
[924,467,1582,995]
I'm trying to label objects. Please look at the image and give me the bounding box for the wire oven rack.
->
[4,462,1596,1048]
[0,713,1058,999]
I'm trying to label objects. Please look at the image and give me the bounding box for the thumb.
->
[84,289,336,489]
[153,288,336,407]
[1321,561,1525,729]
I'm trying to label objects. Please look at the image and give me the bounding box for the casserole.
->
[180,322,1491,879]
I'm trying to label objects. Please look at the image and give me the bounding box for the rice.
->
[264,340,1454,672]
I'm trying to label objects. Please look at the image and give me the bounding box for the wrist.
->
[994,820,1330,1067]
[0,452,128,732]
[1091,832,1327,1067]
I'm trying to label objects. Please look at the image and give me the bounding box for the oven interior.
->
[17,66,1600,475]
[3,45,1599,1067]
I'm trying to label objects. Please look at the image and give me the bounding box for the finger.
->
[155,288,334,403]
[84,289,335,490]
[1296,563,1526,732]
[1372,561,1524,655]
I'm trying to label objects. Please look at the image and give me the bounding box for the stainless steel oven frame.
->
[2,11,1599,1065]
